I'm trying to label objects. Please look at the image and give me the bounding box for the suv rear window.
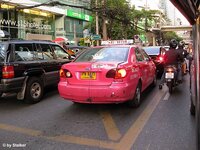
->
[0,43,8,62]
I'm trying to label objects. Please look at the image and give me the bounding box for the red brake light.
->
[59,69,72,78]
[106,69,116,78]
[106,68,127,79]
[2,65,14,79]
[157,56,164,62]
[115,69,127,79]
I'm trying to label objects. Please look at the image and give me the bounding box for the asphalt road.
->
[0,74,195,150]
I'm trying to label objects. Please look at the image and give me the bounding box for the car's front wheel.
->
[24,77,44,104]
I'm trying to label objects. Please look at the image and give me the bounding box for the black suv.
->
[0,40,71,103]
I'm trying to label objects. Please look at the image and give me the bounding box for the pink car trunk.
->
[64,62,119,86]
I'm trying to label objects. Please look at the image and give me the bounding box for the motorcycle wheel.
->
[167,82,173,94]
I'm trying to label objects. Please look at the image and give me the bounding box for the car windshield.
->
[0,43,8,62]
[75,47,129,62]
[143,47,160,55]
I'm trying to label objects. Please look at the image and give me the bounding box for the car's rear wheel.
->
[128,83,141,108]
[24,77,44,104]
[190,95,195,116]
[151,74,157,87]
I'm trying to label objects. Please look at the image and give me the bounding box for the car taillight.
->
[166,68,174,72]
[59,69,72,78]
[2,65,14,79]
[157,56,164,62]
[106,69,116,78]
[106,68,127,79]
[115,69,127,79]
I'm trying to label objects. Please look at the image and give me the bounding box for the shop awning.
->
[170,0,199,25]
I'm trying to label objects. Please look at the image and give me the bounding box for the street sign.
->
[91,34,101,40]
[101,39,133,45]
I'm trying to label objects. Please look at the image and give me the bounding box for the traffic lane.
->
[0,84,166,149]
[0,130,102,150]
[0,84,161,137]
[132,74,196,150]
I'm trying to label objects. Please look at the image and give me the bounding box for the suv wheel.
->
[24,77,44,104]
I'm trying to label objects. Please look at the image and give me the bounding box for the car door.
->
[140,48,156,86]
[14,43,39,78]
[36,43,58,85]
[135,48,149,90]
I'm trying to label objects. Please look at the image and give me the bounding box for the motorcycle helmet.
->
[169,39,178,49]
[178,41,185,48]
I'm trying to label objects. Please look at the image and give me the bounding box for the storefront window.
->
[0,4,18,40]
[0,3,55,40]
[18,11,54,39]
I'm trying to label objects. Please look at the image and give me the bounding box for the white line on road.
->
[163,92,170,101]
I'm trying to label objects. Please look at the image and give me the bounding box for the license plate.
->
[165,72,174,79]
[81,72,96,80]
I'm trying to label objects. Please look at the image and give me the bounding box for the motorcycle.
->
[159,65,178,93]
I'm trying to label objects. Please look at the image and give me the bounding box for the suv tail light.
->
[2,65,14,79]
[106,68,127,79]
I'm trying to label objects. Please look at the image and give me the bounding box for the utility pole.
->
[102,0,107,40]
[96,0,99,46]
[73,21,76,45]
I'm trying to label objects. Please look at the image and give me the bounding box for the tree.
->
[87,0,163,40]
[162,31,183,44]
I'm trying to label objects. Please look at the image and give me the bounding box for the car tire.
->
[151,74,157,87]
[128,83,141,108]
[167,82,173,94]
[24,77,44,104]
[190,98,195,116]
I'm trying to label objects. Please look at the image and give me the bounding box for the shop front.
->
[65,9,92,44]
[0,3,55,40]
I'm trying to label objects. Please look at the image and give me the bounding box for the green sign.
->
[66,10,92,22]
[139,34,146,42]
[91,34,101,40]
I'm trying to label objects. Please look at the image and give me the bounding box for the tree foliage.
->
[163,31,183,44]
[87,0,161,40]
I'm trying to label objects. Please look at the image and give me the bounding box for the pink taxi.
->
[58,45,157,107]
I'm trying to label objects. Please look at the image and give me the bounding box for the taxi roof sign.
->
[101,39,133,45]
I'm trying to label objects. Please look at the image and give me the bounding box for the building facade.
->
[0,0,92,44]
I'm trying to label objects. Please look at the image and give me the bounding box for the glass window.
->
[140,49,150,61]
[135,48,144,62]
[143,47,160,55]
[0,43,8,62]
[75,47,128,62]
[51,45,70,59]
[15,43,34,61]
[40,44,54,60]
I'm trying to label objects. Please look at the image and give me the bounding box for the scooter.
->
[159,65,177,93]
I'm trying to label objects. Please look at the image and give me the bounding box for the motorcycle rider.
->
[177,41,188,74]
[159,39,184,89]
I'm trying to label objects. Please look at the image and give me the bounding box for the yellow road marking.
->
[0,88,167,150]
[47,135,116,149]
[115,88,167,150]
[0,123,42,136]
[0,123,116,149]
[100,111,121,141]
